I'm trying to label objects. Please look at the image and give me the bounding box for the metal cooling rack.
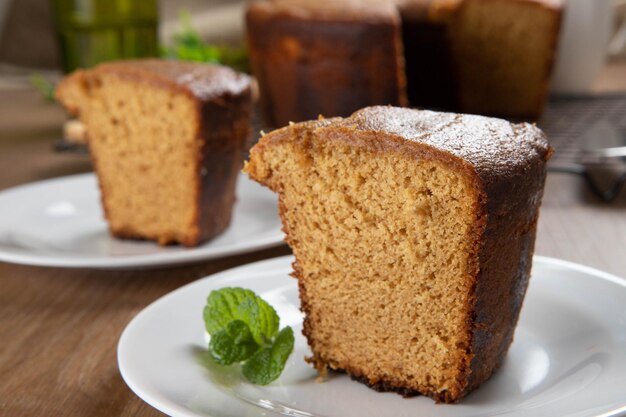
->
[539,94,626,202]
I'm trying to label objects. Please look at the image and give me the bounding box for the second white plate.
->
[0,173,283,269]
[118,255,626,417]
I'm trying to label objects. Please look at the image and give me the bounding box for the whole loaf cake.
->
[56,60,253,246]
[247,0,562,125]
[244,106,551,402]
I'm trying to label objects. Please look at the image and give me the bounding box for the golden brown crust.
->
[246,106,551,402]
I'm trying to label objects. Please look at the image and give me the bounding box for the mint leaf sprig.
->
[162,10,249,73]
[203,287,294,385]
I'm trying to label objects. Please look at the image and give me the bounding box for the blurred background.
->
[0,0,249,141]
[0,0,624,85]
[1,0,625,202]
[0,0,246,69]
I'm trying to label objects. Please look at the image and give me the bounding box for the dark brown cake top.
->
[333,106,551,178]
[248,0,399,22]
[91,59,251,101]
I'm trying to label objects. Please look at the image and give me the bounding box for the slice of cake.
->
[244,106,551,402]
[246,0,407,128]
[56,60,253,246]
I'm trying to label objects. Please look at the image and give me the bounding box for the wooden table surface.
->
[1,65,626,416]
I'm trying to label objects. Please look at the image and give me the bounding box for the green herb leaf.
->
[202,288,295,385]
[208,320,260,365]
[242,327,295,385]
[203,287,279,346]
[236,296,280,345]
[161,9,250,72]
[29,74,56,102]
[203,287,253,335]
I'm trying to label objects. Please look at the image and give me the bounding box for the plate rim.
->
[0,173,284,269]
[117,255,626,417]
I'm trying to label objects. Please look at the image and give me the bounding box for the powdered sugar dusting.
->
[340,106,550,178]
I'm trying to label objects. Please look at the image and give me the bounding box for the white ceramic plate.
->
[118,255,626,417]
[0,173,283,269]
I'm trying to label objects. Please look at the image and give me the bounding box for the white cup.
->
[551,0,614,93]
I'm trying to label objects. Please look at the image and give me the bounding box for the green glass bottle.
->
[52,0,158,73]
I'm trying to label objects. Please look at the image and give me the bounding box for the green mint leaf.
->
[29,74,56,102]
[203,288,293,384]
[204,287,279,346]
[203,287,254,334]
[160,9,249,72]
[242,327,295,385]
[236,296,280,345]
[208,320,260,365]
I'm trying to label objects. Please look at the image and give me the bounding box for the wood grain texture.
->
[0,249,289,417]
[1,75,625,416]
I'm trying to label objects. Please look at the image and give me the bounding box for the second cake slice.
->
[56,60,253,246]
